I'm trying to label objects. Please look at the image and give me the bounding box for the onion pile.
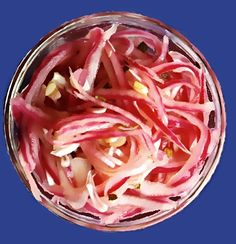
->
[11,23,218,224]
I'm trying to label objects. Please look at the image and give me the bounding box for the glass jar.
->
[4,12,226,231]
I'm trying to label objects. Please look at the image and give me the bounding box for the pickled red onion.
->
[11,23,219,225]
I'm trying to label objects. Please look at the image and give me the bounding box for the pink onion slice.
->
[25,46,73,104]
[83,24,118,92]
[11,96,51,128]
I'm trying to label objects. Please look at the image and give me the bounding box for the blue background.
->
[1,0,235,243]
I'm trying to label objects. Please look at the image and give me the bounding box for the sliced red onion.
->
[166,109,210,186]
[25,47,72,104]
[83,25,118,92]
[11,96,51,128]
[19,152,42,201]
[153,35,169,65]
[12,24,218,221]
[86,171,108,212]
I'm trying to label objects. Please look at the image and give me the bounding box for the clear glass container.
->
[4,12,226,231]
